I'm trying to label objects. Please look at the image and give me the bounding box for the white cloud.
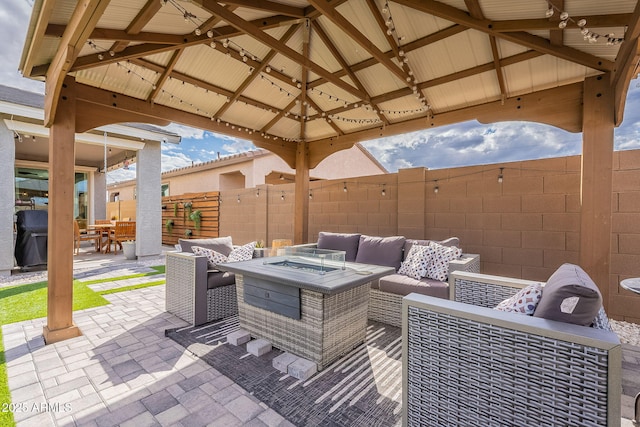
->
[163,123,206,140]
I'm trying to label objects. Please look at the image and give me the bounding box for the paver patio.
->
[1,250,638,426]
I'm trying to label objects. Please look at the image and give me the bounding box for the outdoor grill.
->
[14,210,48,268]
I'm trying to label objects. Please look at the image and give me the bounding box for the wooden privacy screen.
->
[162,192,220,245]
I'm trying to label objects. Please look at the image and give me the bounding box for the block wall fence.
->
[219,150,640,322]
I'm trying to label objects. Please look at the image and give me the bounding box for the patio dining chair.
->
[108,221,136,255]
[73,219,101,254]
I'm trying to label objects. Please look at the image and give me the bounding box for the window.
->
[161,183,170,197]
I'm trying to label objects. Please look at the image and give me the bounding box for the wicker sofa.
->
[165,237,240,326]
[298,232,480,327]
[402,270,622,427]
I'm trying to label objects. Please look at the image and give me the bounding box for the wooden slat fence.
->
[162,192,220,245]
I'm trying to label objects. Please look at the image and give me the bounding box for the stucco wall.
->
[220,150,640,323]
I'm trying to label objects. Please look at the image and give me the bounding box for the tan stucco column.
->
[43,78,82,344]
[580,74,614,311]
[294,141,310,244]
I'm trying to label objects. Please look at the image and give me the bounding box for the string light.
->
[381,184,386,196]
[545,1,624,45]
[498,167,504,183]
[433,181,439,194]
[343,182,348,192]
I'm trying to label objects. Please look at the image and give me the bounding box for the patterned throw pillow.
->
[228,241,256,262]
[425,242,462,281]
[494,283,543,315]
[192,245,228,269]
[592,306,612,331]
[398,244,436,280]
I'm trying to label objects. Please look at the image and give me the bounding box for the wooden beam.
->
[394,0,614,72]
[612,0,640,125]
[73,82,298,167]
[221,0,305,18]
[199,0,368,101]
[109,0,162,53]
[489,37,507,100]
[43,76,82,344]
[20,0,56,77]
[261,97,299,133]
[46,26,186,44]
[307,83,583,167]
[76,100,170,132]
[308,50,543,120]
[307,0,409,85]
[215,24,300,118]
[491,14,632,32]
[148,49,183,103]
[580,74,614,312]
[44,0,111,126]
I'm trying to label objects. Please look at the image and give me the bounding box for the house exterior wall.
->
[220,150,640,324]
[108,145,387,199]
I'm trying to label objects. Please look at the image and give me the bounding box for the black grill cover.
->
[14,210,48,267]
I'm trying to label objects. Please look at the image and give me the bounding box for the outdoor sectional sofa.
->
[403,267,621,426]
[298,232,480,327]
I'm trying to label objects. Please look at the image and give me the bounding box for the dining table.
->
[88,223,115,253]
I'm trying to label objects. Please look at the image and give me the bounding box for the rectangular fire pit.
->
[219,250,394,370]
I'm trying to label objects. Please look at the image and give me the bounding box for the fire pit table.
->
[218,248,394,370]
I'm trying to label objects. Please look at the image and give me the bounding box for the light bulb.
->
[194,28,201,36]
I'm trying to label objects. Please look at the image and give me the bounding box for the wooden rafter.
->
[109,0,161,54]
[307,0,410,86]
[261,97,300,133]
[394,0,615,72]
[491,14,632,32]
[20,0,56,77]
[462,1,507,101]
[129,58,275,113]
[199,0,368,101]
[44,0,111,126]
[306,97,344,136]
[74,82,298,166]
[221,0,305,18]
[215,24,300,119]
[307,50,542,120]
[311,20,388,125]
[548,0,564,46]
[307,83,584,167]
[148,49,183,103]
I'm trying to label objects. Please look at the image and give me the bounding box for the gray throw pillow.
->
[355,235,406,270]
[533,263,602,326]
[179,236,234,256]
[317,232,361,262]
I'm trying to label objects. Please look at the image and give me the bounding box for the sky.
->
[3,1,640,183]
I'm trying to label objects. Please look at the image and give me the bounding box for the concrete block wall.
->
[425,156,581,282]
[308,174,398,239]
[218,151,640,322]
[612,150,640,323]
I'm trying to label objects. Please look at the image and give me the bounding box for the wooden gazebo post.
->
[580,74,615,311]
[43,78,82,344]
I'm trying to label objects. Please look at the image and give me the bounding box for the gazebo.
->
[19,0,640,343]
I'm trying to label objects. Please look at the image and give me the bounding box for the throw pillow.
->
[179,236,234,256]
[398,244,436,280]
[228,241,256,262]
[317,232,361,262]
[592,307,613,331]
[533,263,603,326]
[494,283,543,315]
[192,245,228,269]
[425,242,462,281]
[355,235,406,270]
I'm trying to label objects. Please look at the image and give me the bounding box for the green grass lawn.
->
[0,265,166,426]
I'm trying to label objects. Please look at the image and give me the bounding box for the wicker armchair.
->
[402,271,622,427]
[165,251,238,326]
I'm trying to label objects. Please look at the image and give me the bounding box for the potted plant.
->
[183,201,193,220]
[122,240,136,260]
[165,219,174,235]
[173,202,178,217]
[189,209,202,230]
[184,229,193,238]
